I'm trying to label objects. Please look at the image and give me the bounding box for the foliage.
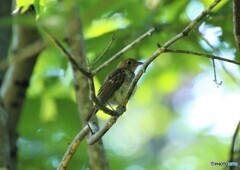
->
[10,0,239,169]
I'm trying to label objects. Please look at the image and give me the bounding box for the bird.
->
[85,58,143,122]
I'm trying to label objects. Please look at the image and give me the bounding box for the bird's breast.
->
[109,70,134,106]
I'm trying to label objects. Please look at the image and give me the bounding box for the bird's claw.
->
[116,106,126,116]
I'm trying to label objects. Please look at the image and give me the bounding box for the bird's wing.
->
[97,68,126,104]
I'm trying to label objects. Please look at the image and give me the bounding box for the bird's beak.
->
[136,61,143,66]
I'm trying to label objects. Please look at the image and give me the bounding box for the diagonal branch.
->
[162,0,222,49]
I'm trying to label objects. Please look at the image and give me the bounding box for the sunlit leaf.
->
[85,14,131,39]
[40,97,57,122]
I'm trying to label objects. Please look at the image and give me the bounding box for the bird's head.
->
[117,58,143,72]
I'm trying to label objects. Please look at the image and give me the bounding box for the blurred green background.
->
[9,0,240,169]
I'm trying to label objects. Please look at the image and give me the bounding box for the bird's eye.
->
[128,61,132,65]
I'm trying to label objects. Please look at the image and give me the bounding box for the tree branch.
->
[161,0,221,49]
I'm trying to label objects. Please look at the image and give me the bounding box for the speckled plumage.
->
[85,58,142,122]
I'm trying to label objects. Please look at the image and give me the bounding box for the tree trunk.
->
[0,0,13,168]
[64,1,109,169]
[0,3,41,169]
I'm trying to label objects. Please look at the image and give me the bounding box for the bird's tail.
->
[85,107,98,122]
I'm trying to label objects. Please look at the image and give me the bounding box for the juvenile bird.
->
[85,58,143,122]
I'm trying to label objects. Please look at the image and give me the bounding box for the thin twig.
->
[87,0,223,144]
[211,59,222,86]
[90,34,116,69]
[92,27,156,75]
[200,30,240,86]
[41,27,92,78]
[164,48,240,85]
[57,125,90,170]
[164,49,240,66]
[200,36,223,86]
